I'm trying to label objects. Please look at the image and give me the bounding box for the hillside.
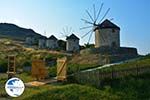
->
[0,39,150,99]
[0,23,43,40]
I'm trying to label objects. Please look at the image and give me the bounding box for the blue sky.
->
[0,0,150,55]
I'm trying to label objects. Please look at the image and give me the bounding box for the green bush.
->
[48,67,56,77]
[0,60,7,73]
[23,60,31,66]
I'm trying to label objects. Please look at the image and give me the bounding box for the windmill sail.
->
[81,2,111,45]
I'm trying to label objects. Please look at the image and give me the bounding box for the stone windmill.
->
[46,35,58,50]
[38,36,47,49]
[60,27,80,53]
[81,3,120,49]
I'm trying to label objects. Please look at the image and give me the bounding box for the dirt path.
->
[25,78,57,87]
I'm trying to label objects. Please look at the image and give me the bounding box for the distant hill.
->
[0,23,43,41]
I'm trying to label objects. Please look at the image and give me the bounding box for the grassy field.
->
[0,73,150,100]
[19,84,118,100]
[20,73,150,100]
[101,55,150,72]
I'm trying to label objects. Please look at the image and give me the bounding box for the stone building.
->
[38,36,47,49]
[46,35,58,49]
[66,34,80,52]
[80,19,138,63]
[25,35,36,45]
[94,19,120,48]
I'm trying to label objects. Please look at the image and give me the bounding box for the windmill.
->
[60,26,80,52]
[80,3,115,64]
[80,3,112,46]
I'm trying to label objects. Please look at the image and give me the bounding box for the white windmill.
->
[80,3,120,48]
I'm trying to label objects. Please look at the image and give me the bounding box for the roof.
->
[39,36,47,39]
[96,19,120,30]
[66,34,79,40]
[48,35,57,40]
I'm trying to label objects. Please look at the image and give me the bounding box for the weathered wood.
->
[32,60,48,80]
[57,57,67,81]
[7,55,16,79]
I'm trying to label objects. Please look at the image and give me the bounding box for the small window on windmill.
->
[112,29,115,33]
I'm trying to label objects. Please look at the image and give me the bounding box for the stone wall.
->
[66,39,79,52]
[80,47,138,63]
[95,28,120,48]
[38,39,46,49]
[46,40,58,49]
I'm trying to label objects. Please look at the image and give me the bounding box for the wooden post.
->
[7,55,16,79]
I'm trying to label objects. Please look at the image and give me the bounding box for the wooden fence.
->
[68,66,150,87]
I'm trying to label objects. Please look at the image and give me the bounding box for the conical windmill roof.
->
[98,19,120,30]
[66,34,79,40]
[48,35,57,40]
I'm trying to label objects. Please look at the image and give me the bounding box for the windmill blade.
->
[81,19,94,25]
[93,4,96,21]
[95,3,104,22]
[80,26,93,30]
[60,32,66,38]
[87,31,93,44]
[81,29,93,38]
[86,10,94,22]
[66,26,69,34]
[60,32,66,36]
[62,27,70,37]
[69,27,72,33]
[110,18,114,21]
[99,8,110,24]
[60,32,64,36]
[63,27,66,34]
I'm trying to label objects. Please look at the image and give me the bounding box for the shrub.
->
[48,67,56,77]
[0,60,8,73]
[23,60,31,66]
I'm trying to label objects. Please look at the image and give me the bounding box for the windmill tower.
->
[38,36,47,49]
[60,27,80,52]
[81,3,120,48]
[46,35,58,50]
